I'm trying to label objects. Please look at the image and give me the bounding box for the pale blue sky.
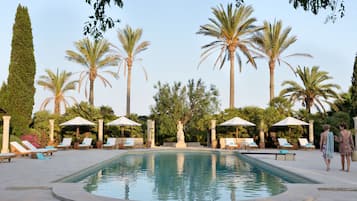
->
[0,0,356,116]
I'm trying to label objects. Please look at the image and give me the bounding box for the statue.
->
[175,121,186,148]
[177,121,184,142]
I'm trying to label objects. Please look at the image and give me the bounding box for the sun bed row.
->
[103,138,144,149]
[220,137,315,150]
[56,137,143,149]
[9,141,57,159]
[221,138,259,149]
[278,138,315,149]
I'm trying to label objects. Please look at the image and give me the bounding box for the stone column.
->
[211,120,217,148]
[353,117,357,150]
[1,116,11,154]
[259,120,265,148]
[309,120,314,144]
[147,120,155,148]
[49,119,55,143]
[98,119,104,142]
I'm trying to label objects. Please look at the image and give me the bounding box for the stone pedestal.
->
[175,141,187,148]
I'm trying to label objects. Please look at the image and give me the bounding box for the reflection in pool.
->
[80,151,287,201]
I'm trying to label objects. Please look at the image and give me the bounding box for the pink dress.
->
[336,130,355,156]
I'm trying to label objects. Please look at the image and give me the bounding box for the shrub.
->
[20,134,40,148]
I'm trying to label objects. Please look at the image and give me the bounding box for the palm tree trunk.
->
[126,66,132,116]
[229,50,235,108]
[54,97,60,114]
[306,98,312,114]
[269,60,275,102]
[89,79,94,105]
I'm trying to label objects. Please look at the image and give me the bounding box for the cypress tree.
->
[0,82,9,111]
[6,4,36,136]
[351,53,357,117]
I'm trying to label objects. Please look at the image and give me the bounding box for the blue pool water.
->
[77,151,290,201]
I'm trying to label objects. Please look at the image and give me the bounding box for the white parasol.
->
[219,117,255,137]
[107,116,141,136]
[60,116,96,137]
[272,117,308,126]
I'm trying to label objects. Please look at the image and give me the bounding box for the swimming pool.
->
[63,150,316,201]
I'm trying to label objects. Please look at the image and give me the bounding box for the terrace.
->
[0,148,356,201]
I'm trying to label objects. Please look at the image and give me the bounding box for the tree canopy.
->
[82,0,345,39]
[236,0,344,22]
[151,79,219,144]
[84,0,123,39]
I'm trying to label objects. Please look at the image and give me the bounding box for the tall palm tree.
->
[37,68,78,114]
[279,66,341,114]
[66,38,118,105]
[113,25,150,116]
[197,4,259,108]
[252,20,312,101]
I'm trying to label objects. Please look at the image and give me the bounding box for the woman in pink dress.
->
[335,123,355,172]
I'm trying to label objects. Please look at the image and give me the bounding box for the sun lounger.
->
[123,138,135,148]
[0,153,16,162]
[22,140,57,156]
[225,138,238,149]
[56,138,72,149]
[244,138,258,149]
[10,141,45,157]
[278,138,293,149]
[78,137,93,149]
[103,138,117,149]
[298,138,315,149]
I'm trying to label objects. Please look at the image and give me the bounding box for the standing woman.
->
[335,122,355,172]
[320,124,334,171]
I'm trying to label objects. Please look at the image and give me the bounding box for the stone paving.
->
[0,148,356,201]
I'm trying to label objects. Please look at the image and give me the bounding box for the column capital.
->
[2,115,11,121]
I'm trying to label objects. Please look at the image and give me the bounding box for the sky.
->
[0,0,356,116]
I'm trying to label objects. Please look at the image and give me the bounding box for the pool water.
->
[79,151,287,201]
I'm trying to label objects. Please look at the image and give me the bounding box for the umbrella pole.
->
[236,127,238,138]
[121,127,124,137]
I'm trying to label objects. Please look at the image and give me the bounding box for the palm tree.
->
[279,66,341,114]
[197,4,259,108]
[37,68,78,114]
[252,20,312,101]
[66,38,118,105]
[113,25,150,116]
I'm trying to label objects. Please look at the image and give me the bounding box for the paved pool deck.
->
[0,148,356,201]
